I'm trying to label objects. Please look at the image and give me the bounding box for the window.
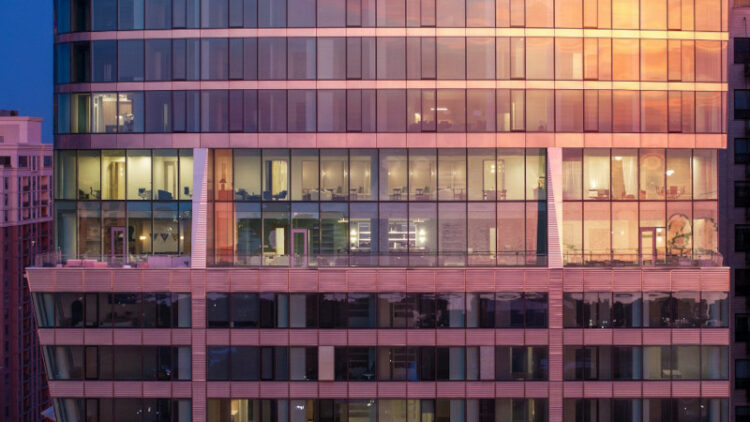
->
[736,38,750,63]
[736,182,750,207]
[737,360,750,389]
[738,314,750,342]
[145,0,171,29]
[737,225,750,252]
[43,345,190,381]
[736,90,750,120]
[92,41,117,82]
[118,40,144,82]
[377,38,406,80]
[495,346,548,381]
[736,138,750,164]
[289,38,317,80]
[145,39,172,81]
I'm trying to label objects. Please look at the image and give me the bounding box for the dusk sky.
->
[0,2,53,143]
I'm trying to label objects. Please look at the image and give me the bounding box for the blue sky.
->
[0,2,53,143]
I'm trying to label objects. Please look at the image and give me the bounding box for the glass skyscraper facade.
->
[34,1,730,421]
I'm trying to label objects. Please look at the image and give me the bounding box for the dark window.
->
[672,291,701,328]
[349,347,377,381]
[206,292,229,328]
[738,406,750,421]
[145,0,172,29]
[233,346,259,380]
[737,181,750,207]
[736,38,750,64]
[319,293,347,328]
[287,89,316,132]
[145,91,172,132]
[113,346,143,380]
[258,0,286,27]
[54,293,85,328]
[377,293,410,328]
[201,0,228,28]
[737,225,750,252]
[92,0,117,30]
[70,41,91,83]
[347,293,376,328]
[243,38,258,80]
[612,292,642,328]
[111,293,142,328]
[612,346,641,380]
[643,291,673,328]
[145,39,172,81]
[736,138,750,164]
[258,38,286,80]
[495,292,524,328]
[736,90,750,120]
[435,293,465,328]
[231,293,258,328]
[201,38,229,80]
[737,359,750,389]
[229,38,244,80]
[258,90,287,132]
[495,346,548,381]
[142,292,171,328]
[118,40,144,82]
[737,314,750,342]
[260,293,286,328]
[201,90,228,132]
[0,156,10,167]
[119,0,144,29]
[524,292,548,328]
[288,0,315,27]
[92,40,117,82]
[18,156,28,168]
[206,346,231,380]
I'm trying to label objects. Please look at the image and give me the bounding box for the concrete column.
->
[191,148,208,269]
[547,147,564,269]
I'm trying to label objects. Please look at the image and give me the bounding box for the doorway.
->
[110,227,126,265]
[640,227,665,266]
[292,228,309,267]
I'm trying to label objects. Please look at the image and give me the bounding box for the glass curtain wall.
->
[208,148,547,267]
[562,148,717,266]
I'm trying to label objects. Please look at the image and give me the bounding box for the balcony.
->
[34,252,190,269]
[563,251,723,268]
[211,251,549,268]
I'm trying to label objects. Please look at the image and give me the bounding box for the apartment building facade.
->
[0,111,53,421]
[35,1,730,421]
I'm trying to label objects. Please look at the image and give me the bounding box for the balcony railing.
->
[563,251,723,268]
[33,251,724,269]
[209,251,549,268]
[34,252,190,269]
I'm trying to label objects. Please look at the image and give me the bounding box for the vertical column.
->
[547,148,564,269]
[191,148,208,269]
[548,269,564,422]
[191,270,207,422]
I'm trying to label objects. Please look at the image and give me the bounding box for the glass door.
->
[292,228,309,267]
[110,227,126,265]
[640,227,666,265]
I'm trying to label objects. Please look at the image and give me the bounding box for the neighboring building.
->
[34,1,730,422]
[723,1,750,420]
[0,111,53,421]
